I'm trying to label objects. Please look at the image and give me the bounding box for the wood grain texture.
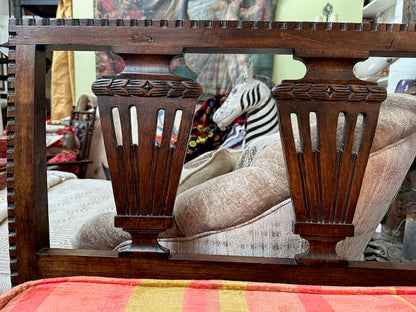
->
[272,56,387,259]
[93,54,202,256]
[7,18,416,287]
[8,18,416,56]
[7,44,49,284]
[35,248,416,287]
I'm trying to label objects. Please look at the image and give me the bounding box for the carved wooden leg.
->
[273,52,387,262]
[92,54,202,257]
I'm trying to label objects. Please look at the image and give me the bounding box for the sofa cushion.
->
[73,212,131,250]
[337,131,416,260]
[174,136,289,237]
[178,148,242,195]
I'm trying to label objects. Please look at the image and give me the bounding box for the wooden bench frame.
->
[7,18,416,287]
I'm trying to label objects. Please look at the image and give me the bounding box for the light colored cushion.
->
[178,148,242,195]
[73,212,131,250]
[370,93,416,153]
[160,199,308,258]
[337,131,416,260]
[234,132,280,169]
[160,133,416,260]
[74,93,416,260]
[173,136,289,237]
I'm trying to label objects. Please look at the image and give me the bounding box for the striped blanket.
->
[1,276,416,311]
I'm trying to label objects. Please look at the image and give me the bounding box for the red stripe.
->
[6,277,136,312]
[183,281,208,312]
[296,285,335,312]
[182,280,222,312]
[47,282,134,311]
[8,278,66,312]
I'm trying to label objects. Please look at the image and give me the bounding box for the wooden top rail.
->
[8,18,416,57]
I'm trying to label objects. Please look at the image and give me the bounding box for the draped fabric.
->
[50,0,75,121]
[1,276,416,311]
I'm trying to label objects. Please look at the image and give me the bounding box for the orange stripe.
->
[246,290,307,312]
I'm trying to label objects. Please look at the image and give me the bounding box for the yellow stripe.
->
[391,287,416,311]
[219,281,249,312]
[124,280,189,312]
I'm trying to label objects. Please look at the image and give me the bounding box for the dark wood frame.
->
[7,18,416,288]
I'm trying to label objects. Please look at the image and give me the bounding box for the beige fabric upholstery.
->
[178,148,242,195]
[337,132,416,260]
[161,131,416,260]
[173,137,290,237]
[160,199,308,258]
[171,94,416,238]
[73,212,131,250]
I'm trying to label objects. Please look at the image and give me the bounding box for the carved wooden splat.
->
[273,55,387,261]
[92,54,202,256]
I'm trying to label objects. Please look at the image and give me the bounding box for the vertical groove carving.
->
[273,68,387,259]
[92,54,202,256]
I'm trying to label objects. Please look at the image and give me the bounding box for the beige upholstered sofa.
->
[74,93,416,261]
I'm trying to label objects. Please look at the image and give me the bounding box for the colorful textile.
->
[1,276,416,311]
[185,92,247,162]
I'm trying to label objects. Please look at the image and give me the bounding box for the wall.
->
[272,0,364,84]
[383,0,416,93]
[0,0,10,48]
[72,0,96,99]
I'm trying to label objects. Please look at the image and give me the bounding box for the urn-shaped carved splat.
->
[273,56,387,261]
[92,54,202,256]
